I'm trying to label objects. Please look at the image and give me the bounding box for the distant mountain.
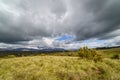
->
[0,47,65,52]
[12,48,38,51]
[40,48,65,52]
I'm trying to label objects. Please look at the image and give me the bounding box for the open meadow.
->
[0,48,120,80]
[1,0,120,80]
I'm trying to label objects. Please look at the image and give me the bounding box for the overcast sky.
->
[0,0,120,49]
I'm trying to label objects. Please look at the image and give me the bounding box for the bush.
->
[40,54,46,56]
[78,46,102,62]
[5,55,16,58]
[111,54,119,59]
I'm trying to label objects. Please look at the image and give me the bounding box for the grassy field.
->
[0,48,120,80]
[99,48,120,58]
[0,56,120,80]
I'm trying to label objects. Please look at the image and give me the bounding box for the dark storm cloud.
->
[0,0,120,45]
[73,0,120,40]
[0,0,55,42]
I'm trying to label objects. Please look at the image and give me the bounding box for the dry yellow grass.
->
[0,56,120,80]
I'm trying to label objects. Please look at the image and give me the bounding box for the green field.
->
[99,48,120,58]
[0,48,120,80]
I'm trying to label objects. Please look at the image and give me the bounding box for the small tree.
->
[78,46,102,62]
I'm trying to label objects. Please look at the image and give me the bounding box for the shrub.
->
[5,55,16,58]
[40,54,46,56]
[78,46,102,62]
[111,54,119,59]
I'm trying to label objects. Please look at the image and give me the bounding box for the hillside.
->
[98,48,120,58]
[0,56,120,80]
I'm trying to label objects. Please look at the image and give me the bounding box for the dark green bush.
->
[111,54,119,59]
[78,46,102,62]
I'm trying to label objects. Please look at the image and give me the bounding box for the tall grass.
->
[0,56,120,80]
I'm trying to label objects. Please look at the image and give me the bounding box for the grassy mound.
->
[0,56,120,80]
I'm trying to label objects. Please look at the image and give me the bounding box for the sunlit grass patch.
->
[0,56,120,80]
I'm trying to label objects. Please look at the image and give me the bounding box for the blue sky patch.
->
[56,35,74,41]
[83,39,104,44]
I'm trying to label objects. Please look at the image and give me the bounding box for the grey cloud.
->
[100,29,120,40]
[72,0,120,41]
[0,0,120,48]
[51,0,67,18]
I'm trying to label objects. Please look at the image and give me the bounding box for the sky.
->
[0,0,120,49]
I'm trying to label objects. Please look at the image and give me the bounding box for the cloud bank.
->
[0,0,120,49]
